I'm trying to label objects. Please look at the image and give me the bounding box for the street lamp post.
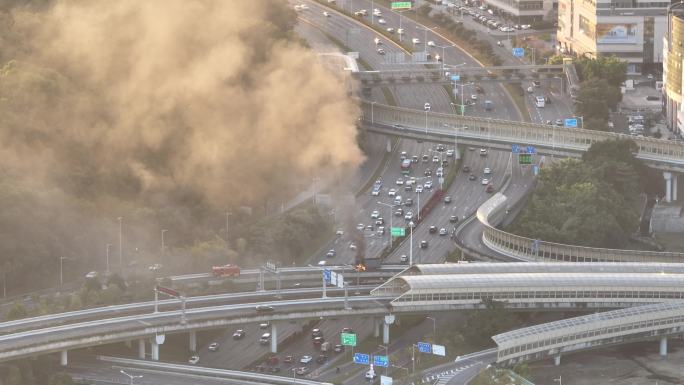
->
[371,101,377,125]
[425,108,428,134]
[426,316,436,341]
[118,216,123,269]
[59,257,69,287]
[292,368,298,385]
[409,221,414,266]
[415,26,438,53]
[161,229,168,262]
[106,243,112,275]
[120,370,143,385]
[435,44,456,76]
[554,375,562,385]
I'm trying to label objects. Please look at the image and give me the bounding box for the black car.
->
[404,198,413,206]
[269,367,281,373]
[462,166,470,173]
[449,215,459,223]
[316,355,328,364]
[256,305,274,313]
[429,226,437,234]
[312,328,323,338]
[420,240,428,249]
[424,169,432,176]
[469,174,477,181]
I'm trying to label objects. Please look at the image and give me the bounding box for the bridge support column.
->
[674,174,679,201]
[189,330,197,352]
[383,322,390,345]
[374,318,381,338]
[660,336,668,356]
[664,172,673,202]
[138,339,146,359]
[124,340,132,349]
[271,323,278,354]
[151,333,164,361]
[60,350,68,366]
[553,355,561,366]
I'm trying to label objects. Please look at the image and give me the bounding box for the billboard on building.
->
[596,24,638,43]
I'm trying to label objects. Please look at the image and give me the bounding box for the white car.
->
[404,211,414,220]
[356,223,365,231]
[446,149,455,157]
[189,355,200,364]
[388,188,397,196]
[300,355,314,364]
[365,370,377,380]
[208,342,219,351]
[424,180,433,189]
[412,38,421,44]
[396,178,404,185]
[416,185,424,193]
[482,178,490,185]
[397,28,404,34]
[300,4,309,9]
[471,94,478,100]
[377,48,386,55]
[427,40,436,47]
[371,210,380,219]
[520,24,531,29]
[378,18,386,24]
[432,155,439,163]
[387,27,395,33]
[323,11,330,16]
[424,102,431,111]
[317,260,327,266]
[484,167,492,174]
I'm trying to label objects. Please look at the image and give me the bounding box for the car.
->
[424,102,431,111]
[404,184,413,191]
[412,155,419,163]
[189,355,200,364]
[371,188,380,196]
[387,27,395,33]
[323,11,330,16]
[520,24,531,29]
[439,228,448,236]
[397,28,404,34]
[479,148,488,156]
[469,173,476,181]
[284,355,294,363]
[313,336,325,346]
[342,327,354,333]
[336,229,344,236]
[424,180,433,189]
[533,80,541,87]
[420,240,428,249]
[317,260,327,266]
[462,165,471,173]
[482,178,490,185]
[446,149,455,157]
[85,271,98,279]
[422,154,429,162]
[436,168,444,177]
[316,355,328,364]
[436,144,445,152]
[394,208,404,216]
[396,178,404,185]
[334,344,344,353]
[371,210,380,219]
[300,355,314,364]
[427,40,436,47]
[412,38,421,44]
[378,18,386,24]
[260,322,270,329]
[405,198,413,206]
[484,167,491,174]
[233,329,246,340]
[486,184,494,193]
[471,94,478,100]
[349,243,357,250]
[444,196,452,203]
[148,263,162,271]
[424,169,432,176]
[256,305,274,313]
[432,155,439,163]
[555,119,563,126]
[356,223,365,231]
[450,215,459,223]
[545,120,552,125]
[468,147,475,151]
[388,189,396,196]
[208,342,219,352]
[295,367,309,375]
[416,185,424,193]
[429,226,437,234]
[377,226,385,235]
[404,211,413,220]
[269,367,281,373]
[365,370,377,380]
[400,254,408,263]
[312,328,323,338]
[377,48,386,55]
[325,249,336,258]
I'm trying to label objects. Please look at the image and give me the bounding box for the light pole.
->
[291,368,298,385]
[118,216,123,269]
[424,108,428,134]
[394,9,410,42]
[409,221,414,266]
[161,229,168,262]
[451,82,473,117]
[59,257,69,287]
[106,243,112,275]
[377,201,398,244]
[371,101,377,125]
[426,316,436,341]
[415,25,438,53]
[435,44,456,76]
[226,210,231,239]
[120,370,143,385]
[378,345,389,375]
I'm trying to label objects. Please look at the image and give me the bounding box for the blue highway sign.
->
[353,353,370,365]
[417,342,432,353]
[525,146,536,154]
[512,47,524,57]
[374,355,389,367]
[564,118,578,128]
[511,144,520,153]
[323,269,331,284]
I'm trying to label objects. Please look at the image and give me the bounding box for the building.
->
[483,0,556,23]
[664,2,684,135]
[557,0,669,74]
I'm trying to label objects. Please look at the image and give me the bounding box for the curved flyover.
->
[492,301,684,366]
[359,100,684,172]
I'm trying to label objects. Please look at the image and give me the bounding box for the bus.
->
[401,159,411,174]
[535,96,545,108]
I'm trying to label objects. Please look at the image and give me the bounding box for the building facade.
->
[664,2,684,135]
[483,0,556,22]
[557,0,668,74]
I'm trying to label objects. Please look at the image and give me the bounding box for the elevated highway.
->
[359,100,684,172]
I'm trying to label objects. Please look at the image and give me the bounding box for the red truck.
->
[212,264,240,278]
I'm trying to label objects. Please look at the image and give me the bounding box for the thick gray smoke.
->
[0,0,363,288]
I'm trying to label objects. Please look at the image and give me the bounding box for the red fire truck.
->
[211,264,240,278]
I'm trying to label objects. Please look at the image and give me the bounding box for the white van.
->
[394,195,402,205]
[260,333,271,345]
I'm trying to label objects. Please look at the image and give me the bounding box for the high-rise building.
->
[664,2,684,135]
[483,0,556,23]
[557,0,669,74]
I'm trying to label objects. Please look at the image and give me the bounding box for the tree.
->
[6,303,27,320]
[575,79,621,123]
[462,299,521,346]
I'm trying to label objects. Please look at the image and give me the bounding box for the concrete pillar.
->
[664,172,673,202]
[383,322,390,345]
[674,174,679,201]
[138,339,146,359]
[60,350,68,366]
[553,355,561,366]
[151,341,160,361]
[125,340,132,349]
[660,336,668,356]
[271,322,278,354]
[373,318,381,338]
[189,330,197,352]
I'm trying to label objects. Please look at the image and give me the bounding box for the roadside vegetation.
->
[0,357,74,385]
[507,139,663,248]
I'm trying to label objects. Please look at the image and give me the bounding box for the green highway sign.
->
[341,332,357,346]
[518,153,533,165]
[390,227,405,237]
[391,1,412,9]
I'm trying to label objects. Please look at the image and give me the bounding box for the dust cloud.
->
[0,0,363,285]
